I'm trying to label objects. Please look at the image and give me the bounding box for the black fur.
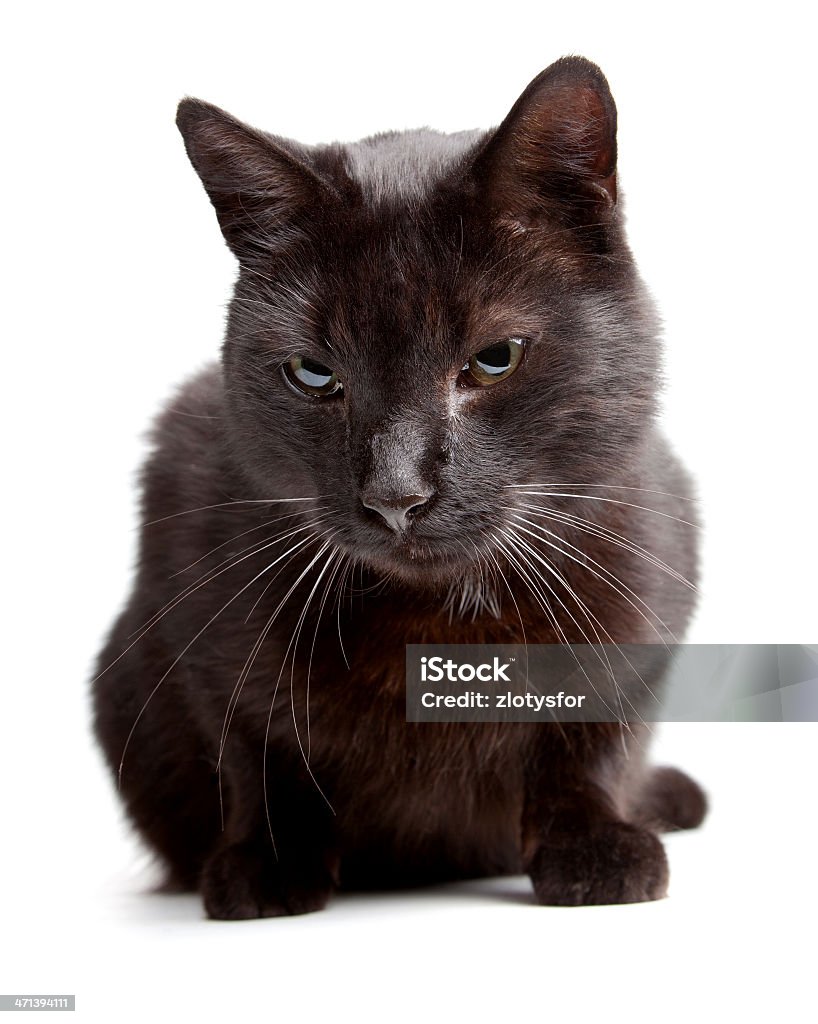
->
[93,56,706,919]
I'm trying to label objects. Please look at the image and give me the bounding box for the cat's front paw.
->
[200,840,336,920]
[528,821,669,906]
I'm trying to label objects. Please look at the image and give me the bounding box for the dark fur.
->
[93,57,706,919]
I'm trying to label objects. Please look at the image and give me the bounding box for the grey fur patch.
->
[343,128,484,204]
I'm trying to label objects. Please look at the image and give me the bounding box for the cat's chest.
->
[296,648,532,807]
[304,681,529,854]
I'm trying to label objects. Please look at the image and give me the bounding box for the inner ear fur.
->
[472,56,618,230]
[176,98,332,259]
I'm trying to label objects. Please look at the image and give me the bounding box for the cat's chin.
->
[352,538,476,589]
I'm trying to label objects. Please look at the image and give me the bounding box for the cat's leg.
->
[200,744,339,920]
[521,726,670,906]
[93,619,223,891]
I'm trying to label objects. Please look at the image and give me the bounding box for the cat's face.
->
[177,57,659,587]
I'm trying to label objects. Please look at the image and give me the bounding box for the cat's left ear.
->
[176,98,332,260]
[472,56,617,230]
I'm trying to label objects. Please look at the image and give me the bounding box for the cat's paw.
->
[200,840,335,920]
[633,766,708,832]
[528,821,669,906]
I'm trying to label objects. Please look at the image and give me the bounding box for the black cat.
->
[93,56,706,919]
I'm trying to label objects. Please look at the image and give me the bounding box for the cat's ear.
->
[472,57,617,230]
[176,98,330,260]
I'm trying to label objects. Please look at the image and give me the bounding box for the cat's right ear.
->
[176,98,330,260]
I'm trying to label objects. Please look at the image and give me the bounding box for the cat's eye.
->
[282,355,342,398]
[460,338,526,387]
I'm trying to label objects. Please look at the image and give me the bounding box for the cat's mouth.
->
[345,528,481,586]
[328,501,496,585]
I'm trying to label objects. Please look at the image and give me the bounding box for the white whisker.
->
[507,527,655,738]
[517,502,695,591]
[141,495,331,529]
[118,526,329,786]
[496,535,622,728]
[503,482,699,503]
[509,490,700,529]
[218,526,338,772]
[507,511,680,645]
[502,531,630,732]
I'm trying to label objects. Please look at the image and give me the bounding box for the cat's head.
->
[176,56,659,588]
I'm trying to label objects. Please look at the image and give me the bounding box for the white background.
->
[2,1,816,1021]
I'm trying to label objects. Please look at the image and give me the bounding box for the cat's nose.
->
[361,491,433,534]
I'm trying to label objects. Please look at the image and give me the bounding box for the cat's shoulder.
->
[134,363,247,575]
[148,362,225,454]
[139,362,233,513]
